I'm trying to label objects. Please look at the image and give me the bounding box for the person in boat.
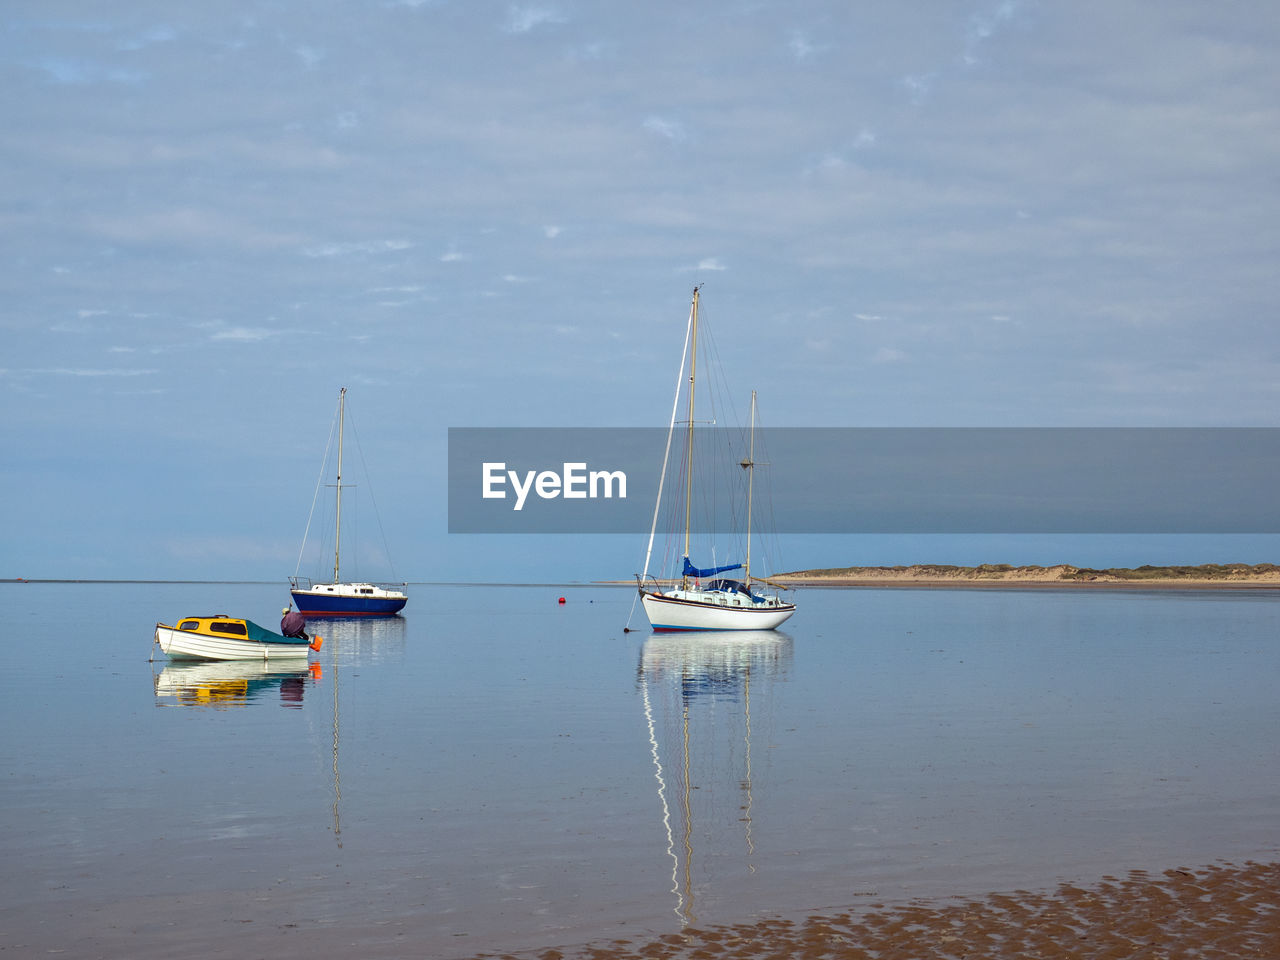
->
[280,605,310,640]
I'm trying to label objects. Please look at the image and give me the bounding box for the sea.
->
[2,581,1278,958]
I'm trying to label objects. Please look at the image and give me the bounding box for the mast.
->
[333,387,346,584]
[682,286,700,588]
[743,390,756,585]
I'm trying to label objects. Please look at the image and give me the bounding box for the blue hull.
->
[290,591,406,617]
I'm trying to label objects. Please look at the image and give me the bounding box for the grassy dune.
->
[777,563,1280,583]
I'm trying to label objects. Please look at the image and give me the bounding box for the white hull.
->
[641,590,796,631]
[155,624,311,661]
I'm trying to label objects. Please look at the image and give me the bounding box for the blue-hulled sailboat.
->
[290,388,408,617]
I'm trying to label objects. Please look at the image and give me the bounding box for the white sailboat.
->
[290,388,407,617]
[637,288,796,632]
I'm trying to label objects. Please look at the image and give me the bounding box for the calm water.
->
[2,582,1278,958]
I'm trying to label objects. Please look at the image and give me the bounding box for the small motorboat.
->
[154,616,323,662]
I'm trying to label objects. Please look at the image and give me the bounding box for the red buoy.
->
[558,596,566,604]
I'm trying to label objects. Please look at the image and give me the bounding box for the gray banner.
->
[447,427,1280,534]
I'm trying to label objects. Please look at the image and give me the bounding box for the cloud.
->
[35,57,146,86]
[302,239,414,258]
[964,0,1019,66]
[294,45,326,67]
[683,258,726,272]
[903,73,935,104]
[643,115,686,142]
[17,367,159,377]
[789,30,819,61]
[872,347,906,364]
[505,6,566,34]
[543,225,562,239]
[565,41,613,61]
[85,207,299,250]
[117,25,177,52]
[211,326,278,342]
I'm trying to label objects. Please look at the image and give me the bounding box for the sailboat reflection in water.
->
[317,615,408,849]
[638,630,794,926]
[154,660,320,709]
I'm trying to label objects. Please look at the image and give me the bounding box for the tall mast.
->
[682,286,700,588]
[333,386,346,584]
[743,390,756,584]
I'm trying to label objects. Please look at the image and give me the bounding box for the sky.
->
[3,0,1278,582]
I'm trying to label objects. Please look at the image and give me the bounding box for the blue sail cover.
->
[683,556,743,579]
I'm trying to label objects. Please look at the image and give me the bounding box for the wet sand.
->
[469,861,1280,960]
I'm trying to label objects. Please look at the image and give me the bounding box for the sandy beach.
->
[772,564,1280,589]
[468,860,1280,960]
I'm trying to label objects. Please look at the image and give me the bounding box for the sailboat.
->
[290,388,408,617]
[636,288,796,631]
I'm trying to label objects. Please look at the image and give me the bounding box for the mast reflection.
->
[306,615,405,847]
[638,630,794,926]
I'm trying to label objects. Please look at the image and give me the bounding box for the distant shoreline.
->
[771,563,1280,588]
[9,564,1280,589]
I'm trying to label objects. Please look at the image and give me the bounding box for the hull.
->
[155,623,314,661]
[641,590,796,632]
[290,582,407,617]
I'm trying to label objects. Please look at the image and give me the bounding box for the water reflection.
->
[638,630,794,926]
[309,614,408,666]
[304,616,408,848]
[153,660,320,709]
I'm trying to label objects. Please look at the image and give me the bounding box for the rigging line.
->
[294,398,342,579]
[346,407,400,584]
[641,292,695,581]
[628,294,694,631]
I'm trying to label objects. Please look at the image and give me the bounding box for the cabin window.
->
[360,588,372,594]
[211,621,247,636]
[179,620,199,631]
